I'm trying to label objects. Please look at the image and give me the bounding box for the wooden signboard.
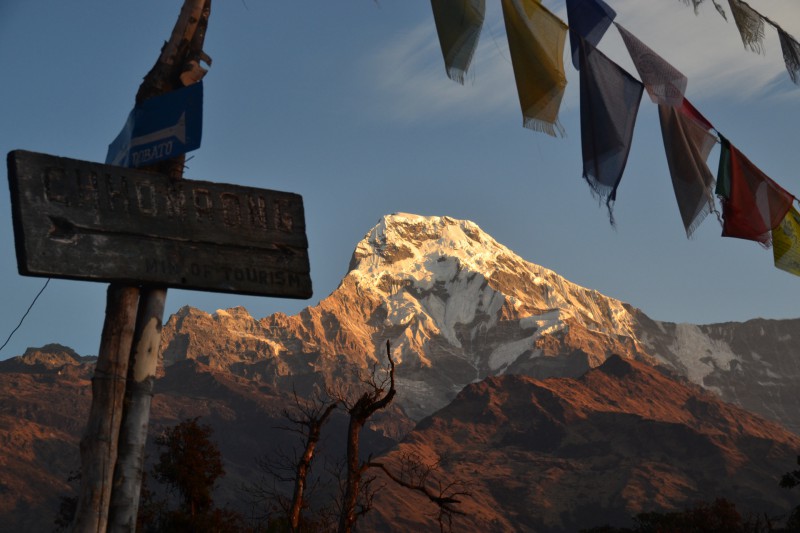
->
[7,150,312,299]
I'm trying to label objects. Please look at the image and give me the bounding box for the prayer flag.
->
[430,0,486,83]
[679,98,714,131]
[565,0,616,70]
[501,0,568,136]
[778,27,800,85]
[728,0,765,54]
[658,99,718,237]
[682,0,728,19]
[715,133,732,199]
[577,35,644,224]
[717,136,794,246]
[615,23,687,107]
[773,206,800,277]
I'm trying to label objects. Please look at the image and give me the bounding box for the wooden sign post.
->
[6,150,313,531]
[6,1,313,531]
[7,150,312,299]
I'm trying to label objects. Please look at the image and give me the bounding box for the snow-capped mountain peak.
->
[347,213,641,356]
[349,213,505,277]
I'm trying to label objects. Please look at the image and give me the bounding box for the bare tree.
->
[284,390,337,532]
[246,388,337,532]
[335,340,396,533]
[251,340,467,532]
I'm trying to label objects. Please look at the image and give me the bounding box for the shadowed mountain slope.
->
[363,356,800,532]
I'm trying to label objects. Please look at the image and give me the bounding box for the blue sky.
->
[1,0,798,359]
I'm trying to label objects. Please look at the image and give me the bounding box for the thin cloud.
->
[608,0,797,102]
[362,0,798,124]
[360,16,518,124]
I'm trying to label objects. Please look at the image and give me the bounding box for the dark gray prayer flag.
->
[577,35,644,225]
[430,0,486,84]
[728,0,766,54]
[565,0,616,70]
[658,99,718,237]
[615,22,687,107]
[778,27,800,85]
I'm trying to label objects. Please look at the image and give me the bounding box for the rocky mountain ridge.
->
[161,213,800,431]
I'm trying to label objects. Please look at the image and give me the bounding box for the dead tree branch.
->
[336,340,396,533]
[367,453,469,533]
[246,387,337,532]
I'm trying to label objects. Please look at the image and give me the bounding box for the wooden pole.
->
[72,1,211,530]
[107,287,166,531]
[72,285,140,533]
[105,1,211,529]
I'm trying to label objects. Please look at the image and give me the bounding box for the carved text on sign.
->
[8,150,312,299]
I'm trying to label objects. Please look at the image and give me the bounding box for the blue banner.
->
[106,82,203,168]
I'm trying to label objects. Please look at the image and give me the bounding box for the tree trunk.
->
[338,417,364,533]
[337,343,396,533]
[289,449,312,532]
[72,285,139,533]
[289,402,336,532]
[107,288,166,531]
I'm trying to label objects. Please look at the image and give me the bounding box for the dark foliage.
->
[53,470,81,531]
[54,494,78,531]
[153,417,225,516]
[142,507,248,533]
[580,498,777,533]
[138,417,249,532]
[781,456,800,490]
[782,455,800,532]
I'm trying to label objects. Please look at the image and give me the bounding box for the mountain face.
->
[0,345,408,533]
[163,213,654,421]
[3,348,799,532]
[162,213,800,430]
[0,345,93,532]
[3,213,800,531]
[636,315,800,435]
[362,356,800,532]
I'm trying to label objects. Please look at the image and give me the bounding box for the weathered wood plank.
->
[7,150,312,298]
[72,284,139,533]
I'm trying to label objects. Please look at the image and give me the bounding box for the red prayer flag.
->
[720,142,794,246]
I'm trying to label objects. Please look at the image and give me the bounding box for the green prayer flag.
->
[715,134,731,198]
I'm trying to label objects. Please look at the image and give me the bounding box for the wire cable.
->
[0,278,51,355]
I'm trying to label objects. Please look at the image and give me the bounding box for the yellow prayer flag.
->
[501,0,568,136]
[773,206,800,277]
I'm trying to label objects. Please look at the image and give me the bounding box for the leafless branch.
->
[249,385,338,532]
[367,452,470,533]
[338,340,397,533]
